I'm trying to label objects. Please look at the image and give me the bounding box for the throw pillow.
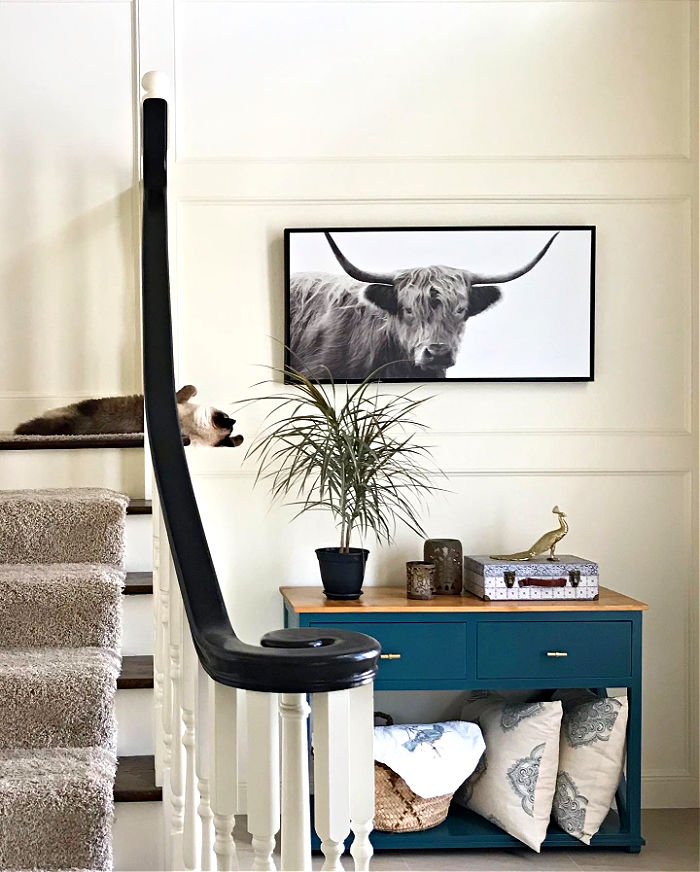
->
[552,695,628,844]
[454,699,563,852]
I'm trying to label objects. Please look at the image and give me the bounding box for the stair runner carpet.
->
[0,488,128,564]
[0,487,126,871]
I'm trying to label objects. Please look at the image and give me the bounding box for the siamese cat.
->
[14,385,243,448]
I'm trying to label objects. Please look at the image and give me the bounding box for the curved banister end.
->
[142,70,170,101]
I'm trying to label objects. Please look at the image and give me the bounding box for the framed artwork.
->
[284,226,595,383]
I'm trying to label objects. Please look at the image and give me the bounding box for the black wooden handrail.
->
[141,97,380,693]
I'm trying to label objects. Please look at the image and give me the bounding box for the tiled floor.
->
[231,809,699,872]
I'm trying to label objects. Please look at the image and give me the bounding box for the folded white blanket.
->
[374,720,485,799]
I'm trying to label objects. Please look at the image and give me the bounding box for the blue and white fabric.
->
[373,720,485,799]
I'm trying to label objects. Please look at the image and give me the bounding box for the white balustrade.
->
[196,663,215,871]
[145,69,376,871]
[280,693,312,872]
[168,560,185,870]
[313,691,350,871]
[182,628,201,870]
[152,549,376,872]
[246,691,280,871]
[349,683,375,872]
[152,493,163,786]
[209,681,239,871]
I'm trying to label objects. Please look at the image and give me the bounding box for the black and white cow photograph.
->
[285,226,595,382]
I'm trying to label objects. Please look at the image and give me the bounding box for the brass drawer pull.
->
[546,651,568,658]
[380,653,402,660]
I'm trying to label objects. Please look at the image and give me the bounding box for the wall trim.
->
[177,194,692,205]
[641,775,700,809]
[178,154,693,166]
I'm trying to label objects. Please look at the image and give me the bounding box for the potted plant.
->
[244,366,441,599]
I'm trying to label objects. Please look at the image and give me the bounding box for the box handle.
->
[518,577,567,588]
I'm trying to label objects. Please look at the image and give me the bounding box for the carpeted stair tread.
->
[0,563,123,648]
[0,648,120,749]
[114,755,161,802]
[0,488,128,565]
[123,570,153,594]
[118,655,154,689]
[0,746,116,871]
[0,432,144,450]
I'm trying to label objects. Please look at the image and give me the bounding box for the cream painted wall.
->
[165,0,700,808]
[0,0,143,493]
[0,0,697,809]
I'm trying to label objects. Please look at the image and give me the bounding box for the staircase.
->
[0,487,128,871]
[0,439,172,870]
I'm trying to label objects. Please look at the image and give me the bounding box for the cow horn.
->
[466,232,559,285]
[325,232,394,285]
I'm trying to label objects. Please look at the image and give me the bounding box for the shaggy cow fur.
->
[14,385,243,448]
[289,231,558,380]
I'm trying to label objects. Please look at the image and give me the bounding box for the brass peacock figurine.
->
[491,506,569,562]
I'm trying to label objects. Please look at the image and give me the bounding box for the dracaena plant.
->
[243,365,441,553]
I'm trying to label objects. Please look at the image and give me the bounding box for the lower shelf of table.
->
[310,804,644,852]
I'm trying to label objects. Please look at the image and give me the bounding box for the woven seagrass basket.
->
[373,713,453,833]
[374,762,453,833]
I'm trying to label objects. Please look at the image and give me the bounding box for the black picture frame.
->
[284,225,596,384]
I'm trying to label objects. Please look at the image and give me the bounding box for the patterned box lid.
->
[464,554,598,578]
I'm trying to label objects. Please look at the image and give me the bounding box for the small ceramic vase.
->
[424,539,463,594]
[406,561,435,600]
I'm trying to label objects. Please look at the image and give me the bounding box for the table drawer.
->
[476,620,632,681]
[310,621,467,681]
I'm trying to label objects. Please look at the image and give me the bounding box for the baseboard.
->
[642,775,700,808]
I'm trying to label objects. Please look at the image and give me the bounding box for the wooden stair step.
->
[118,655,154,689]
[124,571,153,595]
[0,432,144,450]
[127,498,152,515]
[114,755,162,802]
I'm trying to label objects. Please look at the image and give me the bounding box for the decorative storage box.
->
[463,555,599,601]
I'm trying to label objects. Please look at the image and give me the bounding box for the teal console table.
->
[282,585,647,854]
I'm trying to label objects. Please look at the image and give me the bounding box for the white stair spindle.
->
[153,490,163,785]
[313,690,351,871]
[196,664,215,871]
[160,528,172,776]
[209,681,239,871]
[280,693,312,872]
[169,561,185,871]
[182,627,201,870]
[158,528,173,869]
[246,691,280,871]
[349,683,374,872]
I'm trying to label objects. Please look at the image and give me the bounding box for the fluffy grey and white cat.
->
[14,385,243,448]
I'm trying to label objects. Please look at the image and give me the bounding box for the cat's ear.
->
[176,385,197,403]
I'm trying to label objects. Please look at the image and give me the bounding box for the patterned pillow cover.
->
[552,694,629,844]
[453,699,563,852]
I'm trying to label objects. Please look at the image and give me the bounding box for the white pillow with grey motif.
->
[552,695,628,844]
[454,699,563,852]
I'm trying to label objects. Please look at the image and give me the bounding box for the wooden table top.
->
[280,585,648,614]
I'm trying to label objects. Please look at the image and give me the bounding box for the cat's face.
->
[176,385,243,448]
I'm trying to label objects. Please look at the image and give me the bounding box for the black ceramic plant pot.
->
[315,547,369,600]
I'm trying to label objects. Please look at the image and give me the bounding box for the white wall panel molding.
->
[176,194,693,207]
[175,0,691,161]
[157,0,698,810]
[174,159,696,206]
[177,196,692,435]
[185,439,693,477]
[0,0,141,405]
